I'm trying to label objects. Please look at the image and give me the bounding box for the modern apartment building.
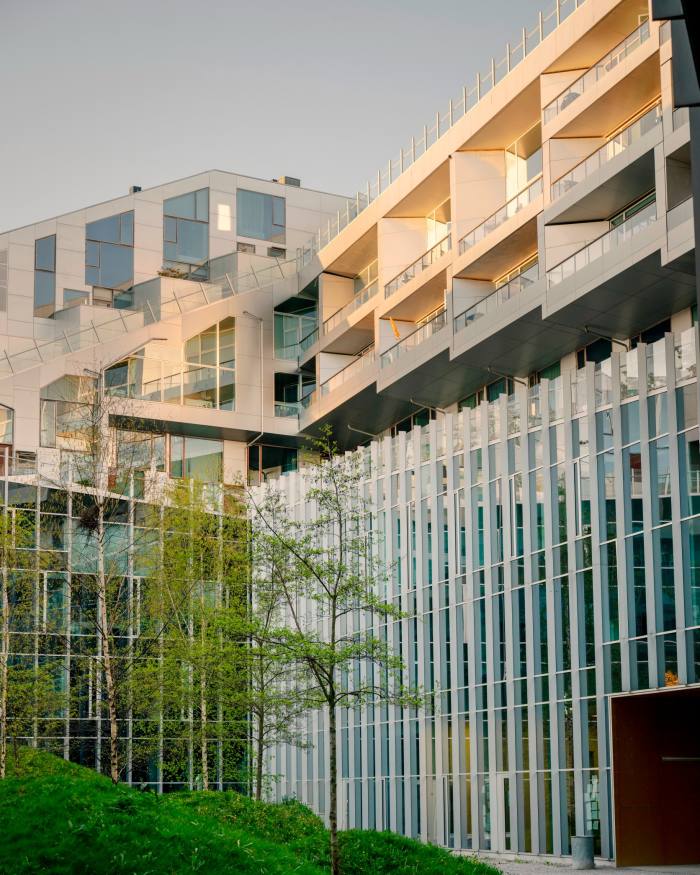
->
[0,171,350,786]
[261,0,699,866]
[1,0,699,864]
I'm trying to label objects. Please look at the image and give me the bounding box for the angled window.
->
[163,188,209,278]
[85,211,134,293]
[34,235,56,318]
[236,189,286,243]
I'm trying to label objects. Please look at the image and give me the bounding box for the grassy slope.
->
[0,749,499,875]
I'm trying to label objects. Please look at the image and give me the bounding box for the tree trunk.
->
[200,663,209,791]
[255,709,264,801]
[328,701,340,875]
[0,567,9,780]
[97,512,119,784]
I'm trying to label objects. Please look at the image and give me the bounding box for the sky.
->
[1,0,545,232]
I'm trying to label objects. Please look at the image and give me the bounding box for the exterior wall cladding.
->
[1,0,699,861]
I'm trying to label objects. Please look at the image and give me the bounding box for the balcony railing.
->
[543,20,651,124]
[458,177,543,255]
[0,251,300,380]
[323,280,379,335]
[454,261,539,333]
[380,306,447,369]
[320,344,375,396]
[384,234,451,299]
[547,198,657,288]
[299,327,319,355]
[274,401,300,417]
[296,0,586,268]
[550,102,661,200]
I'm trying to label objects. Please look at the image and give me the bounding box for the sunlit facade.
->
[1,0,699,860]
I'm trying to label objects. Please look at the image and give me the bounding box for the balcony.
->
[320,344,375,397]
[543,20,651,125]
[384,234,451,300]
[380,306,447,369]
[550,102,661,202]
[322,280,379,335]
[454,261,539,334]
[547,198,657,289]
[458,177,543,256]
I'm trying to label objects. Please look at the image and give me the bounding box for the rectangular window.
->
[169,435,222,483]
[85,211,134,291]
[34,235,56,317]
[163,189,209,277]
[236,189,286,243]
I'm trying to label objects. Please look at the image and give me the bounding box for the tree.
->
[144,478,249,791]
[225,561,310,801]
[0,503,61,778]
[248,426,418,875]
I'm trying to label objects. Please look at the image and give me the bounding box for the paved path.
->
[465,852,700,875]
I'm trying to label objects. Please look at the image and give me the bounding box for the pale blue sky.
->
[1,0,545,231]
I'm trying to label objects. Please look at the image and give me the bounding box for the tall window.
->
[85,211,134,300]
[34,235,56,318]
[163,189,209,277]
[236,189,285,243]
[0,403,13,445]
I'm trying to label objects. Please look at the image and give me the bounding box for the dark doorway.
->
[611,686,700,866]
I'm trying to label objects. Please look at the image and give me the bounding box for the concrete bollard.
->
[571,835,594,869]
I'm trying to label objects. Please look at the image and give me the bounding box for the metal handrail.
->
[543,19,651,123]
[458,177,543,255]
[380,306,447,368]
[323,279,379,334]
[384,234,451,299]
[547,199,657,287]
[551,102,661,200]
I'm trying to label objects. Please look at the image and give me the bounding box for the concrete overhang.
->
[545,126,660,224]
[544,42,661,140]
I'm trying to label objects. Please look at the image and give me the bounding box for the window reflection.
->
[34,235,56,317]
[236,189,285,243]
[163,189,209,277]
[85,211,134,298]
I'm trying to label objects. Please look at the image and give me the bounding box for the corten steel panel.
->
[611,687,700,866]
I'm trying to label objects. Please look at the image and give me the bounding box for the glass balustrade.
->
[319,345,375,396]
[551,103,661,200]
[384,234,451,299]
[458,177,542,255]
[543,20,651,124]
[380,307,447,368]
[299,327,319,355]
[547,199,657,288]
[104,356,235,410]
[323,280,379,335]
[274,401,301,417]
[667,197,694,232]
[454,261,539,334]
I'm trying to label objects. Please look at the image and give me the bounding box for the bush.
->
[0,748,500,875]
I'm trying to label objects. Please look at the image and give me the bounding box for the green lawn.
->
[0,748,499,875]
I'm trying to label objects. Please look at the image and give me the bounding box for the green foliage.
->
[0,749,322,875]
[0,748,501,875]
